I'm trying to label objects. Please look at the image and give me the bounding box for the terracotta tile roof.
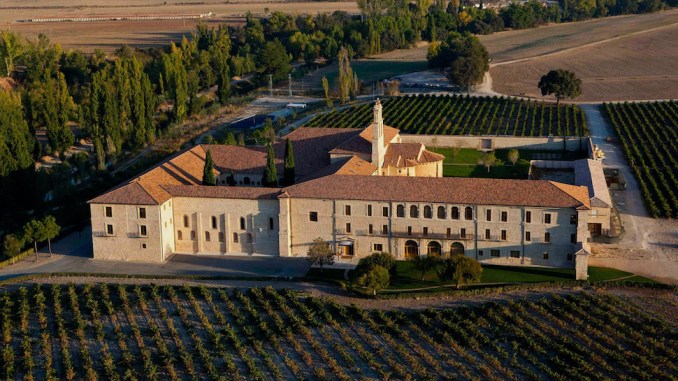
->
[335,156,377,176]
[284,175,591,209]
[329,124,400,157]
[549,181,592,210]
[207,144,270,174]
[89,182,159,205]
[574,159,612,208]
[382,143,444,168]
[162,185,280,199]
[283,127,362,177]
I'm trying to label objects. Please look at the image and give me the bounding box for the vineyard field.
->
[1,284,676,380]
[604,101,678,218]
[306,94,588,137]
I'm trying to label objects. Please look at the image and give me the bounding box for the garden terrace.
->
[306,94,588,137]
[603,101,678,218]
[1,284,676,380]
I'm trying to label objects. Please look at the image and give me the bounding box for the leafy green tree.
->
[223,132,237,145]
[263,144,278,187]
[202,149,217,186]
[483,152,498,172]
[42,215,60,257]
[357,265,390,295]
[438,255,483,289]
[358,0,394,18]
[306,237,335,273]
[215,52,231,104]
[322,76,332,107]
[355,252,397,279]
[23,219,47,261]
[507,148,519,165]
[0,90,34,177]
[2,234,23,264]
[412,254,441,281]
[538,69,582,105]
[337,46,354,104]
[284,138,295,185]
[256,40,291,83]
[0,31,25,77]
[428,33,489,88]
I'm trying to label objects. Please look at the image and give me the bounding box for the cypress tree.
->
[284,138,295,185]
[216,52,231,104]
[262,144,277,187]
[202,149,216,186]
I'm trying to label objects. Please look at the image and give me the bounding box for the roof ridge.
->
[548,181,590,209]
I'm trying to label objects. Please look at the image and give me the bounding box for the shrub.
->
[354,252,397,279]
[357,265,391,296]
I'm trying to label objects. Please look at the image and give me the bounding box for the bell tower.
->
[371,99,385,170]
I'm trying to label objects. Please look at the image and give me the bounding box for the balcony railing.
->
[353,230,474,240]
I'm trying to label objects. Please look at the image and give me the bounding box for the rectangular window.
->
[486,209,492,222]
[501,230,507,241]
[205,231,211,241]
[510,250,520,258]
[460,228,466,239]
[139,208,146,219]
[525,211,531,223]
[269,218,274,230]
[373,243,383,252]
[184,215,189,228]
[212,216,217,229]
[407,226,412,236]
[485,229,491,240]
[543,252,549,260]
[367,204,372,217]
[446,228,451,238]
[571,233,577,243]
[491,249,500,257]
[545,213,552,224]
[478,250,484,256]
[382,225,388,235]
[368,224,373,235]
[139,225,147,237]
[501,211,507,222]
[190,231,195,241]
[106,224,114,235]
[141,243,147,249]
[240,217,246,230]
[233,233,239,243]
[382,206,389,217]
[345,205,351,216]
[423,227,428,236]
[525,231,531,241]
[346,223,351,233]
[545,232,551,243]
[309,212,318,222]
[105,206,113,218]
[570,215,578,225]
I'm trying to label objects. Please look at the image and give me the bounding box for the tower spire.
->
[371,99,385,171]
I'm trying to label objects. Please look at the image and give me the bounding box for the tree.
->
[0,90,34,177]
[357,265,390,295]
[322,76,332,107]
[428,33,489,88]
[256,40,291,83]
[0,32,24,77]
[3,234,23,264]
[483,152,497,172]
[412,254,441,281]
[202,149,217,186]
[438,255,483,289]
[507,148,519,165]
[337,47,354,104]
[538,69,582,105]
[23,219,47,261]
[42,215,60,257]
[262,144,278,187]
[215,52,231,104]
[223,132,237,145]
[357,0,394,18]
[284,138,295,185]
[306,237,335,272]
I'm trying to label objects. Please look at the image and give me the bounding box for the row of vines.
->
[1,284,676,380]
[604,101,678,218]
[306,94,588,137]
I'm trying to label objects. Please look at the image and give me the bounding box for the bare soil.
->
[0,1,359,52]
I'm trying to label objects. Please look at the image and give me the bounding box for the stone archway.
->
[450,242,465,256]
[405,240,419,259]
[427,241,442,256]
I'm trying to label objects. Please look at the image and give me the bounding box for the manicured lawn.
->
[325,60,428,85]
[442,163,529,179]
[587,266,632,281]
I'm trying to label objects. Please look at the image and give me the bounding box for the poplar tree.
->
[0,90,34,176]
[284,138,295,185]
[337,47,354,104]
[216,53,231,104]
[263,144,278,187]
[202,149,217,186]
[322,76,332,107]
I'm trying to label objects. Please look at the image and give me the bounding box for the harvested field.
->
[1,283,676,380]
[0,0,359,52]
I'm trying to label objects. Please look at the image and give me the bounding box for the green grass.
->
[305,267,347,281]
[442,164,530,179]
[325,60,427,85]
[587,266,632,281]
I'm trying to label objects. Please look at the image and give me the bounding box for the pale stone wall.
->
[90,203,164,262]
[172,197,280,256]
[159,199,175,260]
[402,134,591,152]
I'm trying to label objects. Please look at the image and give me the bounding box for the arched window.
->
[437,206,446,219]
[427,241,442,256]
[465,207,473,220]
[424,205,432,219]
[451,207,460,220]
[240,217,246,230]
[397,204,405,218]
[410,205,419,218]
[205,231,211,241]
[243,177,251,185]
[405,240,419,259]
[177,230,183,240]
[450,242,465,256]
[233,233,239,243]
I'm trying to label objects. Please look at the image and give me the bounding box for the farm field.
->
[0,0,359,52]
[306,94,588,137]
[487,11,678,101]
[1,283,677,380]
[603,101,678,218]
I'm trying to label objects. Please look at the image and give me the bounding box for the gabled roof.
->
[162,185,281,200]
[574,159,612,208]
[284,175,591,209]
[383,143,445,168]
[89,182,159,205]
[329,124,399,157]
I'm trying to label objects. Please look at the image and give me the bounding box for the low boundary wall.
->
[400,134,592,154]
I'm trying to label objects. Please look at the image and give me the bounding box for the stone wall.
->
[401,134,591,152]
